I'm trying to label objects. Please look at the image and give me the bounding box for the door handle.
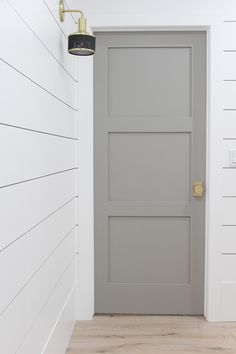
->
[192,181,204,197]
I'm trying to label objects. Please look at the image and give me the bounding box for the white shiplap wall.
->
[220,20,236,321]
[0,0,78,352]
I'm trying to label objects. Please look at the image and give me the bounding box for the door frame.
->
[77,25,210,319]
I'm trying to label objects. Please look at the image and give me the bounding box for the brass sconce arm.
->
[59,1,87,33]
[62,9,84,16]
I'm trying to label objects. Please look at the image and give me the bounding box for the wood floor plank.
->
[66,316,236,354]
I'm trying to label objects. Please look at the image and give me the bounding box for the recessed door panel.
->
[108,47,192,118]
[108,132,191,201]
[108,216,190,284]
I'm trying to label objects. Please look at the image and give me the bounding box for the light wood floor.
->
[66,316,236,354]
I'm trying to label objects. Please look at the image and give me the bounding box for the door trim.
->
[92,25,209,317]
[73,24,208,320]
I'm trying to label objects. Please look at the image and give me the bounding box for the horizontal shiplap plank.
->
[0,0,76,108]
[0,124,77,187]
[223,53,236,80]
[18,276,76,354]
[221,226,236,254]
[221,111,236,138]
[223,22,236,50]
[223,82,236,108]
[221,199,236,225]
[7,0,77,81]
[0,229,76,354]
[0,169,76,251]
[220,282,236,321]
[0,200,76,315]
[222,170,236,195]
[43,286,76,354]
[221,255,236,281]
[0,59,76,138]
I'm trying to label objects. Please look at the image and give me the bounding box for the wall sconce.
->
[59,0,95,56]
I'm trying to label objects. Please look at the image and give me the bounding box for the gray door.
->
[94,31,206,314]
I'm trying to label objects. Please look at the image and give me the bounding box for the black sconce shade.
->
[68,33,96,56]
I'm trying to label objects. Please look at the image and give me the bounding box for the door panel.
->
[108,132,191,201]
[94,31,206,314]
[108,47,191,117]
[108,216,190,284]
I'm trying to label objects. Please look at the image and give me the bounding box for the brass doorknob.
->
[193,181,204,197]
